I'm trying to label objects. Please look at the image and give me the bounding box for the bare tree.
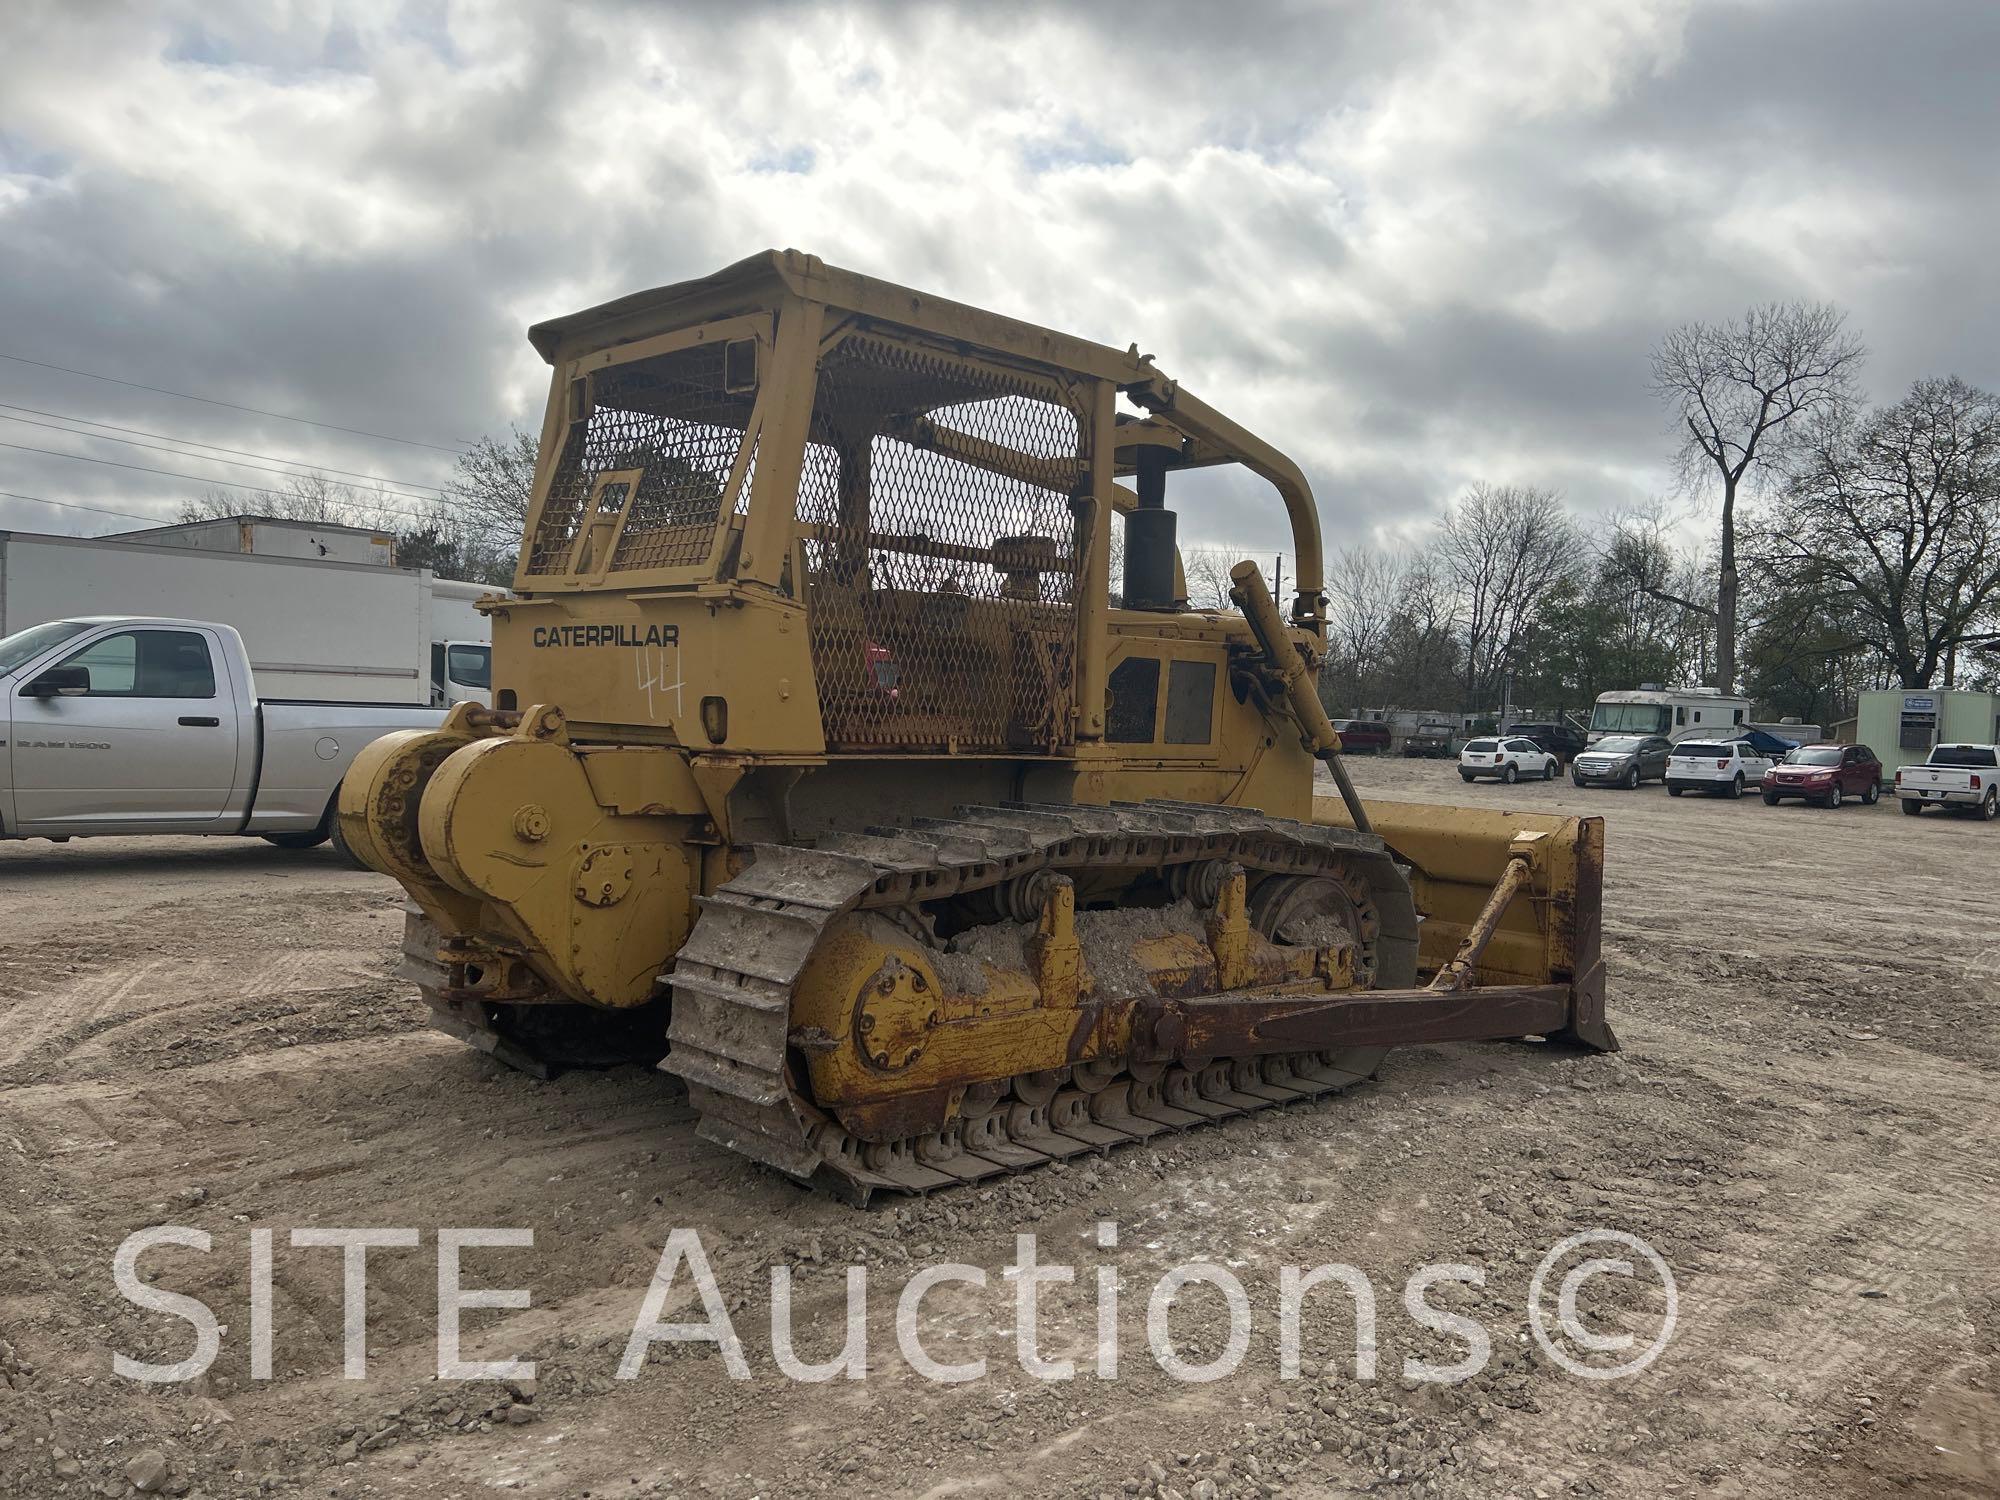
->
[1179,547,1237,611]
[1601,501,1715,619]
[1386,549,1462,706]
[1434,483,1580,710]
[446,425,539,542]
[177,472,397,528]
[1751,377,2000,686]
[1327,545,1400,664]
[1597,501,1718,682]
[1651,301,1865,694]
[1318,545,1404,711]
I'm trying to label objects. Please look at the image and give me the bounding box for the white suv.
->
[1666,739,1775,798]
[1459,736,1558,784]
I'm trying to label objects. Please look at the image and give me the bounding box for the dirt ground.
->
[1,759,1997,1500]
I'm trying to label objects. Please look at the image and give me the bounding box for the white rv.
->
[1587,685,1751,746]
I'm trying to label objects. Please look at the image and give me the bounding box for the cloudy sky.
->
[2,0,1996,566]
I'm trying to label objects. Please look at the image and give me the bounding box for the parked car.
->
[1895,744,2000,820]
[1736,726,1805,759]
[1570,734,1671,789]
[1761,744,1882,807]
[1402,720,1455,758]
[0,615,447,852]
[1665,739,1775,798]
[1331,719,1392,755]
[1504,721,1588,762]
[1459,736,1559,783]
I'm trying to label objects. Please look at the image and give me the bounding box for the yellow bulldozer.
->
[341,250,1614,1201]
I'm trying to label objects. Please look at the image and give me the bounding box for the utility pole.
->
[1273,553,1284,601]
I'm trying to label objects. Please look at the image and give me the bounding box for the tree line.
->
[1191,301,1999,725]
[1180,484,1721,722]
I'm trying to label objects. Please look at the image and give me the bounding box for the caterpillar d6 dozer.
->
[341,250,1615,1201]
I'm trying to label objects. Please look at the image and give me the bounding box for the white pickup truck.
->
[1895,744,2000,821]
[0,616,448,852]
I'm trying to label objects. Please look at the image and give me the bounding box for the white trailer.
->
[0,529,496,707]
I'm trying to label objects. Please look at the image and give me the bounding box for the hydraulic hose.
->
[1228,560,1373,835]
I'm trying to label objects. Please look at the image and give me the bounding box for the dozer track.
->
[663,800,1420,1203]
[397,799,1424,1202]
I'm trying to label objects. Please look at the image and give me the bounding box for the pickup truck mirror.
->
[22,665,90,697]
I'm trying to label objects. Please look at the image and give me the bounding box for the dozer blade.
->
[1311,793,1615,1053]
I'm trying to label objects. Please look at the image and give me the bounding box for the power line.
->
[0,439,488,530]
[0,488,170,527]
[0,401,453,495]
[0,410,450,507]
[0,350,473,454]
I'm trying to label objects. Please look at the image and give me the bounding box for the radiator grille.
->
[800,334,1088,753]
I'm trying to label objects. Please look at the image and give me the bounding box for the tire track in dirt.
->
[0,957,165,1066]
[0,946,412,1084]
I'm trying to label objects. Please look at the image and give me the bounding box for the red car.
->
[1760,743,1882,807]
[1332,719,1392,754]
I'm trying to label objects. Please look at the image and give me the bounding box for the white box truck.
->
[429,577,495,708]
[0,529,496,707]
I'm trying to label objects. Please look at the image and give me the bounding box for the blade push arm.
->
[1229,560,1373,836]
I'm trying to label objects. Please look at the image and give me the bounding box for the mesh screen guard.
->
[520,321,1093,755]
[799,333,1090,754]
[525,341,755,578]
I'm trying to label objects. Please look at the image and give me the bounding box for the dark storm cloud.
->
[0,0,1994,553]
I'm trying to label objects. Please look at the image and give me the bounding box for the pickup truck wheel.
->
[1826,784,1842,809]
[1901,799,1923,817]
[1983,789,1999,822]
[1502,763,1518,784]
[262,829,329,851]
[327,814,367,869]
